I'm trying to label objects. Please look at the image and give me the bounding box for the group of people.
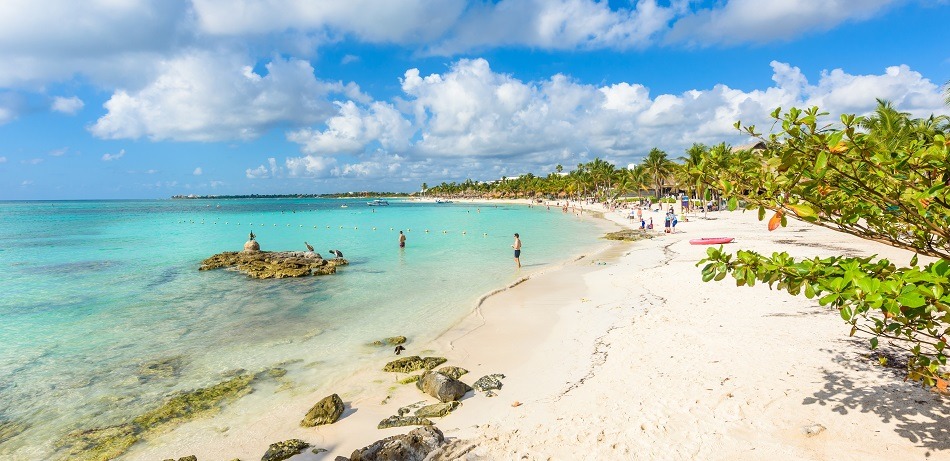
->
[631,206,678,233]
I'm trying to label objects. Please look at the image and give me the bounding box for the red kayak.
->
[689,237,735,245]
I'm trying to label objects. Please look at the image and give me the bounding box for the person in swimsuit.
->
[512,233,522,268]
[399,230,406,248]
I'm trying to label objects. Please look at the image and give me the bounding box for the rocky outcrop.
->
[472,374,505,393]
[604,230,654,241]
[382,356,446,374]
[371,336,407,346]
[377,415,433,430]
[414,401,459,418]
[349,426,445,461]
[435,366,468,380]
[300,394,344,427]
[137,356,184,383]
[162,456,197,461]
[416,371,471,403]
[261,439,310,461]
[199,251,348,279]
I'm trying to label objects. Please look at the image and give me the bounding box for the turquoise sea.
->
[0,198,601,459]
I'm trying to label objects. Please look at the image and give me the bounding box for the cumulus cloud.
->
[101,149,125,161]
[341,54,360,64]
[268,58,947,184]
[90,52,347,142]
[667,0,899,46]
[193,167,203,175]
[0,156,7,163]
[0,1,189,88]
[21,158,43,165]
[49,147,69,156]
[51,96,84,114]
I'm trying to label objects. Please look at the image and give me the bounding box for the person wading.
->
[512,233,522,268]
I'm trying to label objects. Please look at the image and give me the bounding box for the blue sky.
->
[1,0,948,200]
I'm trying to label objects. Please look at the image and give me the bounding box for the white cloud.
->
[261,58,948,184]
[341,54,360,64]
[193,167,203,175]
[0,1,189,88]
[0,156,6,163]
[246,165,269,179]
[51,96,84,114]
[90,52,346,142]
[101,149,126,161]
[667,0,899,46]
[146,169,158,174]
[431,0,674,54]
[287,100,414,155]
[21,180,33,186]
[49,147,69,156]
[21,158,43,165]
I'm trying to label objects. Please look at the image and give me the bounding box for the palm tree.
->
[421,182,428,197]
[642,148,674,201]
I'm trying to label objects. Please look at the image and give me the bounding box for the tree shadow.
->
[803,347,949,454]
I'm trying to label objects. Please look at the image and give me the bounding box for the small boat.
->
[340,205,348,208]
[689,237,735,245]
[366,199,389,206]
[434,199,453,204]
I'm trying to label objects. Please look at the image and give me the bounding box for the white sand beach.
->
[129,204,948,461]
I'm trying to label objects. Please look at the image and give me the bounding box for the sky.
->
[0,0,948,200]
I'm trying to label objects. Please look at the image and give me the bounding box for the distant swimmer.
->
[329,249,344,258]
[305,241,315,252]
[399,231,406,248]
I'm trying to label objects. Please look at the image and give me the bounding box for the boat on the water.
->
[689,237,735,245]
[367,199,389,206]
[434,199,453,204]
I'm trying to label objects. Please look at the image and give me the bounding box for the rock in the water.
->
[56,423,139,461]
[435,366,468,380]
[397,374,421,385]
[199,251,347,279]
[178,456,198,461]
[350,426,445,461]
[414,401,459,418]
[301,394,344,427]
[0,419,29,444]
[377,415,433,429]
[416,371,471,403]
[472,374,505,393]
[261,439,309,461]
[382,356,446,374]
[244,239,261,252]
[371,336,407,347]
[137,356,184,382]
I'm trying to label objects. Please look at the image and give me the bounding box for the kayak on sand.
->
[689,237,735,245]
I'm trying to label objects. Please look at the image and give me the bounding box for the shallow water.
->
[0,198,600,459]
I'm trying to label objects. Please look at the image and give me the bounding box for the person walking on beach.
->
[512,233,522,268]
[398,230,406,248]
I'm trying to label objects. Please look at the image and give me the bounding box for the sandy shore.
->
[129,202,948,460]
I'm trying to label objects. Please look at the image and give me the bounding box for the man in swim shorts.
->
[512,233,522,268]
[399,230,406,248]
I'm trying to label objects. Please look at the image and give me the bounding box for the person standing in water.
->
[399,230,406,248]
[512,233,522,268]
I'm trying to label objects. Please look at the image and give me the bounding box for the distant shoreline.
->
[170,193,412,199]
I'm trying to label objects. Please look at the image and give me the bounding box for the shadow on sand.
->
[803,348,949,455]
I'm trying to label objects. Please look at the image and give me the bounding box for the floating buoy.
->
[425,229,429,233]
[225,222,229,224]
[354,227,358,230]
[462,231,466,234]
[327,226,331,229]
[314,225,317,228]
[340,226,344,229]
[373,227,376,230]
[390,227,393,231]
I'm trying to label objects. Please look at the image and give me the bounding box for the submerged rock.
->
[137,356,184,382]
[416,371,471,403]
[414,401,459,418]
[377,415,433,430]
[262,439,310,461]
[436,366,468,380]
[56,423,138,461]
[0,419,29,444]
[301,394,344,427]
[350,426,445,460]
[199,251,348,279]
[397,374,421,385]
[133,373,255,431]
[472,374,505,393]
[382,356,446,374]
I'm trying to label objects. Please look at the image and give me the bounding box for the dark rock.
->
[414,401,459,418]
[301,394,344,427]
[436,366,468,380]
[377,415,433,429]
[261,439,309,461]
[382,356,446,373]
[472,374,505,393]
[179,456,198,461]
[350,426,445,460]
[604,230,654,241]
[199,251,347,279]
[56,423,139,461]
[416,371,471,403]
[386,336,407,345]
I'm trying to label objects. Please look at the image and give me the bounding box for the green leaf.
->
[910,254,918,267]
[870,337,879,349]
[758,205,766,221]
[787,203,818,221]
[815,151,828,172]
